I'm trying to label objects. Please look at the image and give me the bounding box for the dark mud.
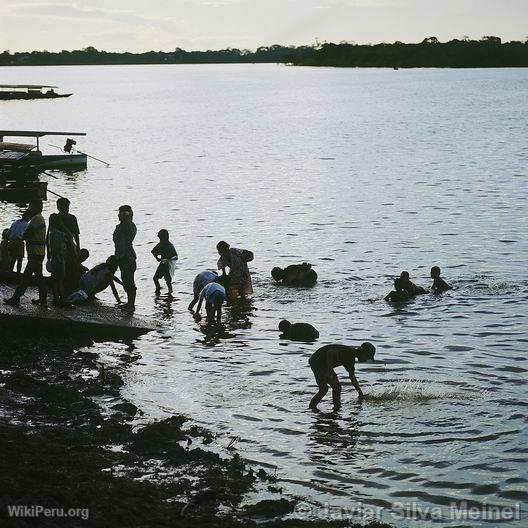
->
[0,331,391,528]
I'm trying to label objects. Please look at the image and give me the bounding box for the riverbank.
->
[0,331,392,527]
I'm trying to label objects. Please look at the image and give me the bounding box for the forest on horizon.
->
[1,37,527,68]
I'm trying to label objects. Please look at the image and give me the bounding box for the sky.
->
[0,0,527,53]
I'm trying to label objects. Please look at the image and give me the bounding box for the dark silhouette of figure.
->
[278,320,319,341]
[7,210,31,273]
[0,229,10,272]
[113,205,137,312]
[399,270,426,297]
[47,213,70,306]
[188,270,218,312]
[271,263,317,286]
[309,343,375,410]
[151,229,178,295]
[216,240,253,299]
[195,282,226,325]
[76,255,122,304]
[4,200,47,306]
[384,277,412,302]
[56,197,80,249]
[431,266,452,292]
[64,138,76,153]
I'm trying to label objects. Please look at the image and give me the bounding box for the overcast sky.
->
[1,0,526,53]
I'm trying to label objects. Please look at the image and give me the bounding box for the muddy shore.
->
[0,332,392,528]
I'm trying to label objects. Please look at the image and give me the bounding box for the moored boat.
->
[0,85,72,100]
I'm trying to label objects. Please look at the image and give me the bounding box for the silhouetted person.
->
[64,138,76,153]
[279,320,319,341]
[0,229,10,272]
[309,343,375,410]
[431,266,452,292]
[7,211,31,273]
[113,205,137,312]
[271,263,317,286]
[152,229,178,295]
[78,248,90,275]
[196,282,226,325]
[216,240,253,298]
[47,213,71,306]
[75,256,122,304]
[384,277,412,302]
[399,270,426,296]
[56,197,80,249]
[4,200,47,306]
[188,270,218,312]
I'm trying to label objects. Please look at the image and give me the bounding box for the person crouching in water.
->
[47,214,70,306]
[271,263,317,286]
[151,229,178,295]
[309,342,376,410]
[384,277,412,302]
[431,266,452,292]
[399,271,426,296]
[195,282,226,325]
[188,270,219,312]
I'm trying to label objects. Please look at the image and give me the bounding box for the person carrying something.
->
[151,229,178,295]
[7,210,31,273]
[4,200,47,306]
[216,240,254,299]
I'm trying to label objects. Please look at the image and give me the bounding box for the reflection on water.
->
[1,64,527,527]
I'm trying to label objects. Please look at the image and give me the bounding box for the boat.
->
[0,131,87,171]
[0,181,47,203]
[0,85,72,100]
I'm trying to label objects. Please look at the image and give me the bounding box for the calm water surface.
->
[1,65,527,526]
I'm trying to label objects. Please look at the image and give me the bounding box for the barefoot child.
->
[196,282,226,325]
[309,342,375,410]
[151,229,178,295]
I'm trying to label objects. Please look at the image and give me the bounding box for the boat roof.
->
[0,85,58,89]
[0,130,86,137]
[0,142,36,152]
[0,151,32,161]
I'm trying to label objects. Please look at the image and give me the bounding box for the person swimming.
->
[279,320,319,342]
[271,263,317,286]
[309,343,376,410]
[399,271,426,296]
[384,277,412,302]
[431,266,452,292]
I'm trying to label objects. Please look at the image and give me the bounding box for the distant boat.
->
[0,130,87,172]
[0,85,72,100]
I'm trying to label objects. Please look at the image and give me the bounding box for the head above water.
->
[356,342,376,362]
[271,267,285,281]
[400,271,410,282]
[278,319,291,333]
[430,266,441,278]
[157,229,169,241]
[56,197,70,213]
[216,240,230,257]
[105,255,119,272]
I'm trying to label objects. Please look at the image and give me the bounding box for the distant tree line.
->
[1,37,527,68]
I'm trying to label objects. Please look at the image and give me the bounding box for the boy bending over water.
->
[309,343,375,410]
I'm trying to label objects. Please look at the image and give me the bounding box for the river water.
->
[1,64,527,526]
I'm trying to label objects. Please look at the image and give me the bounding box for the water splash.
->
[364,379,486,403]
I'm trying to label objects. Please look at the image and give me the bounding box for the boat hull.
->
[0,92,72,100]
[0,153,87,170]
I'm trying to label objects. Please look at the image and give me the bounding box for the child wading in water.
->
[430,266,452,292]
[152,229,178,295]
[309,343,375,411]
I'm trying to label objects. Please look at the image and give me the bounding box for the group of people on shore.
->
[1,198,454,411]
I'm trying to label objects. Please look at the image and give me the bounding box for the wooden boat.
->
[0,85,72,100]
[0,131,87,170]
[0,181,47,202]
